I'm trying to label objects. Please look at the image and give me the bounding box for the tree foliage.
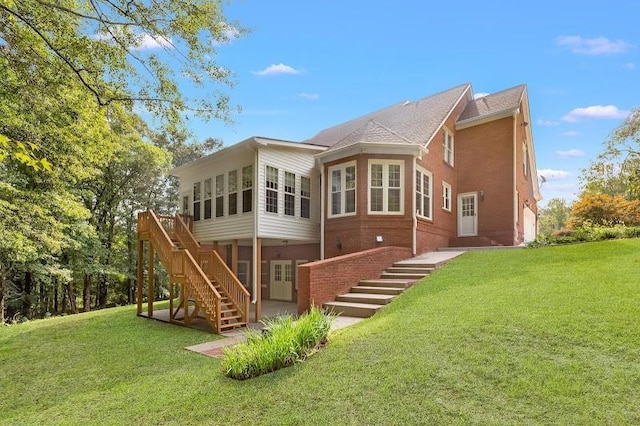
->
[568,193,640,229]
[538,198,571,236]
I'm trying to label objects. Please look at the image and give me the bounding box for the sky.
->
[154,0,639,207]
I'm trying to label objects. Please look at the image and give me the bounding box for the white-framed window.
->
[266,165,278,213]
[443,129,454,166]
[300,176,311,219]
[284,171,296,216]
[203,178,212,220]
[329,162,356,217]
[523,142,528,176]
[416,167,432,219]
[442,181,452,211]
[242,165,253,213]
[193,181,201,221]
[368,160,403,214]
[215,174,224,217]
[182,195,189,215]
[228,170,238,215]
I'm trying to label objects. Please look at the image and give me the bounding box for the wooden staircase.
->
[323,261,436,318]
[137,210,250,333]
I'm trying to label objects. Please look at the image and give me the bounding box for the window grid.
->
[215,174,224,217]
[242,165,253,213]
[285,171,295,216]
[193,182,201,221]
[204,178,212,220]
[442,182,452,211]
[329,163,357,217]
[443,130,454,166]
[369,161,403,214]
[266,166,278,213]
[228,170,238,215]
[300,176,311,219]
[416,168,432,219]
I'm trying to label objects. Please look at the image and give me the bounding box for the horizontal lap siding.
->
[257,147,320,241]
[180,149,256,242]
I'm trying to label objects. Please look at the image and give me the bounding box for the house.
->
[137,82,541,329]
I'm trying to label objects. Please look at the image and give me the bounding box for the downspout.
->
[252,147,259,304]
[412,157,417,256]
[513,112,518,243]
[319,161,325,260]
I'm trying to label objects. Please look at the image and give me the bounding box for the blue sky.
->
[166,0,639,207]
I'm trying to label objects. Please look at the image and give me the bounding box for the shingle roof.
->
[457,84,525,123]
[304,83,471,152]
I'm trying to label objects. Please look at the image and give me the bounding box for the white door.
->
[270,261,292,301]
[523,207,537,242]
[458,193,478,236]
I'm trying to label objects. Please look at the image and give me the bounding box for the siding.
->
[179,148,256,242]
[257,147,320,241]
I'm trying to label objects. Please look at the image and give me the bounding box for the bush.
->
[221,306,335,380]
[569,193,640,228]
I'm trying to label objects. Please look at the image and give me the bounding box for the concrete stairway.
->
[323,262,436,318]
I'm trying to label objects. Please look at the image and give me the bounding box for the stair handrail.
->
[146,210,175,269]
[173,213,250,324]
[180,249,223,332]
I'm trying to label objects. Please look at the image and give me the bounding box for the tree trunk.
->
[53,277,59,314]
[97,275,108,309]
[65,282,78,314]
[21,271,33,318]
[83,274,91,312]
[0,274,5,324]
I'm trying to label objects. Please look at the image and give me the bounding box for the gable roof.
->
[305,83,471,153]
[456,84,525,128]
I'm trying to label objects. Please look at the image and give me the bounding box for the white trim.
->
[442,181,452,212]
[457,192,478,237]
[316,142,426,164]
[320,163,325,259]
[412,160,417,256]
[513,115,518,241]
[416,166,433,220]
[328,161,357,218]
[455,108,517,130]
[367,159,404,215]
[443,127,454,167]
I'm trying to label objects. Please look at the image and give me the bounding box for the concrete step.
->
[380,272,426,280]
[323,301,382,318]
[351,285,404,295]
[336,293,395,305]
[393,261,437,269]
[385,266,434,274]
[358,279,412,288]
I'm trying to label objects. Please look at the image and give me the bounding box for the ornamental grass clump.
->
[221,306,335,380]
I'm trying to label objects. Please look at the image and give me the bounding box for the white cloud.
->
[556,35,633,55]
[624,62,635,70]
[473,92,489,99]
[537,119,559,126]
[253,63,302,76]
[562,105,630,122]
[137,33,173,49]
[562,130,580,137]
[556,149,585,158]
[298,92,319,100]
[538,169,572,180]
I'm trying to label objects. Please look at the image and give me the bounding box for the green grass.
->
[222,306,334,379]
[1,239,639,425]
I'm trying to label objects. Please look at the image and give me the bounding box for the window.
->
[369,160,403,214]
[416,168,432,219]
[193,182,201,221]
[242,165,253,213]
[329,162,356,217]
[442,182,452,211]
[443,129,454,166]
[237,261,250,286]
[266,165,278,213]
[285,171,295,216]
[182,195,189,215]
[203,178,212,220]
[215,174,224,217]
[228,170,238,215]
[523,142,528,176]
[300,176,311,219]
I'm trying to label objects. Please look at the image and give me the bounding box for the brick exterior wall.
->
[297,246,412,314]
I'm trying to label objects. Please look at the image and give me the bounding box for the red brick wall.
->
[455,116,516,246]
[324,154,415,258]
[297,246,412,314]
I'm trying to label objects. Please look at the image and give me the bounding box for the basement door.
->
[523,207,537,243]
[458,193,478,237]
[270,261,292,301]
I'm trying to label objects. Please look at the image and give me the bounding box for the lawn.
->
[1,239,639,425]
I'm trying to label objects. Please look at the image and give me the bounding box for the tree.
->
[538,198,571,236]
[581,108,640,200]
[568,193,640,228]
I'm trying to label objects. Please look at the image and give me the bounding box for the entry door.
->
[458,193,478,236]
[270,261,292,301]
[523,207,537,242]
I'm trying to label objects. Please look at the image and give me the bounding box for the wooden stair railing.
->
[173,214,251,326]
[141,210,225,333]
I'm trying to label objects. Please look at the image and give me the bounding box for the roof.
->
[304,84,471,153]
[457,84,525,124]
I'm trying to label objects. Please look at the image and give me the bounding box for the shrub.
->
[569,193,640,228]
[221,306,335,380]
